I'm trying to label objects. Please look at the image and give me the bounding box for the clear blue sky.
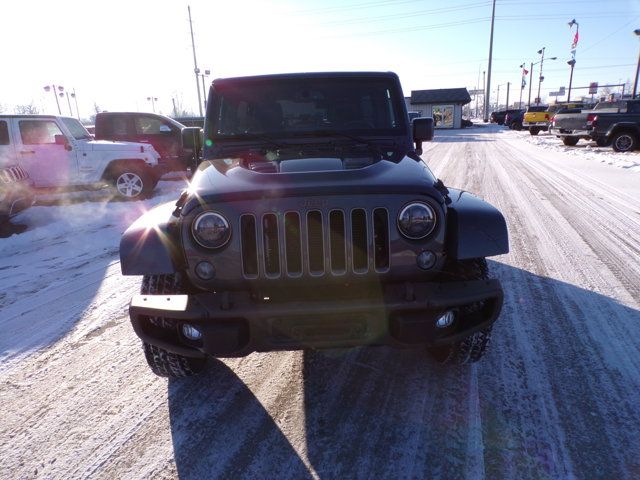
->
[1,0,639,117]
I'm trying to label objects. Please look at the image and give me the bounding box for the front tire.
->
[611,131,638,152]
[529,127,540,136]
[427,258,494,365]
[140,273,206,378]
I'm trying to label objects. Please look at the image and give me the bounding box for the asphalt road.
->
[2,127,639,479]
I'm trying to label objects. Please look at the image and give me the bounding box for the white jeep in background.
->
[0,115,161,199]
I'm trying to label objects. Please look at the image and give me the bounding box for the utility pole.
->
[506,82,510,109]
[634,29,640,98]
[528,62,534,107]
[484,0,496,122]
[482,70,486,116]
[188,6,203,117]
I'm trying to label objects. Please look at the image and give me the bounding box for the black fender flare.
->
[445,189,509,260]
[607,122,640,140]
[120,201,183,275]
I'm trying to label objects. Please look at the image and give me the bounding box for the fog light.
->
[182,323,202,341]
[436,311,455,329]
[195,261,216,280]
[416,250,436,270]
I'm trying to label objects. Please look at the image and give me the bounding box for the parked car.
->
[95,112,200,173]
[522,105,550,135]
[0,115,160,199]
[490,109,520,125]
[550,100,628,147]
[588,99,640,152]
[504,109,525,130]
[407,111,422,123]
[120,71,509,378]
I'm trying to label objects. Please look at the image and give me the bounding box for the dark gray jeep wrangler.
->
[120,72,509,378]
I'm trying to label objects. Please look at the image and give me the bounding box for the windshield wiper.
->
[224,133,290,150]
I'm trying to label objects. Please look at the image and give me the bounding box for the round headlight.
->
[398,202,436,239]
[192,212,231,249]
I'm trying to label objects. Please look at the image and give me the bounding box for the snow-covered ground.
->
[1,130,639,479]
[469,123,640,173]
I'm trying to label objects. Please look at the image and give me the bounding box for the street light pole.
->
[484,0,497,122]
[200,69,210,111]
[536,47,546,104]
[60,91,73,116]
[44,85,62,114]
[528,62,534,107]
[146,96,158,112]
[71,89,80,120]
[188,6,203,117]
[567,59,576,102]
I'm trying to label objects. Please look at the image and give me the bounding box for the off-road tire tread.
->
[428,258,493,365]
[139,273,205,377]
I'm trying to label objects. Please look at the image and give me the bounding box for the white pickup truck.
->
[0,115,161,199]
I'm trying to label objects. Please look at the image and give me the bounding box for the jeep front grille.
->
[0,166,28,184]
[240,208,390,278]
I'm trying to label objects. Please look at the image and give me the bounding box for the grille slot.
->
[284,212,302,275]
[262,214,280,276]
[240,207,386,278]
[329,210,346,274]
[240,215,258,277]
[307,211,324,274]
[373,208,390,270]
[351,209,368,272]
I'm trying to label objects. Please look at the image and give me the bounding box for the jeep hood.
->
[83,140,150,151]
[183,155,440,214]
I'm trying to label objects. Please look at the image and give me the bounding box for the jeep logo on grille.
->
[299,199,328,209]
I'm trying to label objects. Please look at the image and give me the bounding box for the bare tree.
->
[14,103,40,114]
[171,93,196,118]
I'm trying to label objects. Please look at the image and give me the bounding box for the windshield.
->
[209,78,405,138]
[61,117,92,140]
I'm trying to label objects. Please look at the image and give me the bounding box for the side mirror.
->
[412,117,434,155]
[159,125,172,134]
[181,127,203,150]
[54,134,72,150]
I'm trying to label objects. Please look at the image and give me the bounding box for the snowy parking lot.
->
[1,125,639,479]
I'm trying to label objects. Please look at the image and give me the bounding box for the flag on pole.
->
[568,19,579,60]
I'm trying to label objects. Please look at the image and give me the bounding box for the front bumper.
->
[129,279,503,357]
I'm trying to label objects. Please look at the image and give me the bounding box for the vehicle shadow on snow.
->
[167,360,313,479]
[167,260,640,479]
[300,260,640,478]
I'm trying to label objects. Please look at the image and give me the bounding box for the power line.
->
[316,2,490,27]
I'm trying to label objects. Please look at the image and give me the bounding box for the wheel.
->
[427,258,494,365]
[111,164,156,199]
[529,127,540,136]
[140,273,206,377]
[562,136,579,146]
[513,122,522,131]
[611,131,638,152]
